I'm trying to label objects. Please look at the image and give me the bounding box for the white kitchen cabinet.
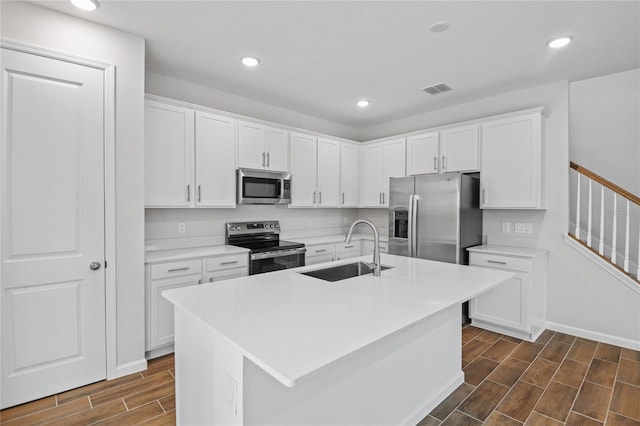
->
[335,241,361,261]
[238,120,289,172]
[316,138,341,207]
[145,100,194,207]
[290,132,318,207]
[480,109,546,209]
[145,98,237,208]
[305,243,336,266]
[361,139,406,207]
[340,142,360,207]
[147,259,203,355]
[146,252,249,358]
[406,126,478,175]
[406,132,439,175]
[468,246,548,342]
[361,239,389,255]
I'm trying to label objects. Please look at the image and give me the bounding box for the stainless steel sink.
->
[300,262,392,282]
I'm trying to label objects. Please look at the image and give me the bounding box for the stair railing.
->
[569,161,640,283]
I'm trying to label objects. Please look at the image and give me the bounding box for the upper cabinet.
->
[340,142,360,207]
[316,138,341,207]
[480,109,546,209]
[145,99,236,208]
[406,125,479,175]
[362,139,406,207]
[238,120,289,172]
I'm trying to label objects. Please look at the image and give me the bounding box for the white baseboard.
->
[402,372,464,426]
[113,358,148,379]
[546,321,640,351]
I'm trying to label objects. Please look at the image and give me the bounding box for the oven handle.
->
[250,247,306,261]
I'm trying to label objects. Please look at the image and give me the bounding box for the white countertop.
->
[467,244,549,258]
[145,245,249,263]
[163,253,514,387]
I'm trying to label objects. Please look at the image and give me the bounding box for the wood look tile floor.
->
[2,327,639,425]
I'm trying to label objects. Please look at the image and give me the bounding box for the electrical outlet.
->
[177,222,186,234]
[501,222,512,233]
[514,223,532,233]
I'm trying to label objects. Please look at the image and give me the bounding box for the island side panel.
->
[243,304,463,426]
[174,307,244,425]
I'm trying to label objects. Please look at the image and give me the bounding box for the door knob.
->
[89,261,101,271]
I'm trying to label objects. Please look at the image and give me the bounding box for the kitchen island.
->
[163,253,514,425]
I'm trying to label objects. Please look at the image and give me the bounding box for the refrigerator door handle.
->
[408,195,414,257]
[411,195,419,257]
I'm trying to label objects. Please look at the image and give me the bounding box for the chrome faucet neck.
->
[345,219,381,276]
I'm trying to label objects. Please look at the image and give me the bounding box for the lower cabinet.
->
[146,252,248,358]
[305,241,364,266]
[335,241,361,261]
[468,246,548,342]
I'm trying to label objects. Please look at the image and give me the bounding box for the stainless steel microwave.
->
[237,168,291,205]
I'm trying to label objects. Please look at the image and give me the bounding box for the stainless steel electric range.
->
[225,221,306,275]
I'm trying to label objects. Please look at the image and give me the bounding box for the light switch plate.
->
[514,223,532,233]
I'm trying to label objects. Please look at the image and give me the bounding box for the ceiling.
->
[31,1,640,128]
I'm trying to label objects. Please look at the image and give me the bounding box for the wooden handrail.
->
[570,161,640,206]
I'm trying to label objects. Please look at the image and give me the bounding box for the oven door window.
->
[251,252,305,275]
[243,177,281,199]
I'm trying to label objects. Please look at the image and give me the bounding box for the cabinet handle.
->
[382,192,385,204]
[220,260,238,265]
[262,152,266,167]
[266,152,270,167]
[379,192,382,204]
[168,267,189,272]
[482,186,486,204]
[313,191,316,203]
[342,192,345,204]
[198,279,202,284]
[442,155,447,170]
[315,249,327,253]
[197,185,201,202]
[487,260,507,265]
[209,277,214,282]
[344,245,355,248]
[433,156,438,170]
[186,185,190,202]
[319,191,322,204]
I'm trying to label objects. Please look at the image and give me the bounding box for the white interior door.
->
[1,48,106,408]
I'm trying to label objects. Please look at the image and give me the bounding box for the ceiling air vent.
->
[423,83,452,95]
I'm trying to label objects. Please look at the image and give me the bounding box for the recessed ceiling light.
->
[241,57,260,67]
[70,0,99,11]
[430,21,450,33]
[356,100,370,108]
[547,36,573,49]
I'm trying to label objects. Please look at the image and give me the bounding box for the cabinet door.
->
[289,132,317,207]
[195,111,236,207]
[205,267,248,283]
[316,138,341,207]
[340,143,359,207]
[481,113,543,208]
[383,139,406,206]
[406,133,439,175]
[361,143,384,207]
[145,101,194,206]
[306,254,335,266]
[440,125,479,172]
[335,241,360,261]
[470,271,529,332]
[265,127,289,172]
[148,274,201,350]
[238,120,265,169]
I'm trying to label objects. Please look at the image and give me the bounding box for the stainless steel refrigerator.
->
[388,172,483,268]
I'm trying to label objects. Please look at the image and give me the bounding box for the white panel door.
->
[195,111,236,207]
[145,100,194,206]
[238,120,265,169]
[440,125,479,172]
[382,139,406,206]
[340,143,359,207]
[265,127,289,172]
[406,133,439,175]
[361,143,384,207]
[1,48,106,408]
[289,132,317,207]
[316,138,341,207]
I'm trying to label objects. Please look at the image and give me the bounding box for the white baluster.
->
[611,195,617,264]
[599,185,605,255]
[587,179,593,247]
[637,211,640,279]
[575,173,581,238]
[624,199,630,273]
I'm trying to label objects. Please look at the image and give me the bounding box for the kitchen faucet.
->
[345,219,381,276]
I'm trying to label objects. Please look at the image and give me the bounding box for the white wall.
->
[146,71,360,141]
[360,81,640,349]
[1,2,147,373]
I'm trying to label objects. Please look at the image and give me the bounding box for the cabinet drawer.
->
[151,259,203,279]
[306,244,335,257]
[205,267,248,283]
[469,253,530,272]
[206,253,248,271]
[335,241,360,254]
[305,253,335,266]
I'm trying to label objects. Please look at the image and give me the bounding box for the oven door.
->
[250,248,306,275]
